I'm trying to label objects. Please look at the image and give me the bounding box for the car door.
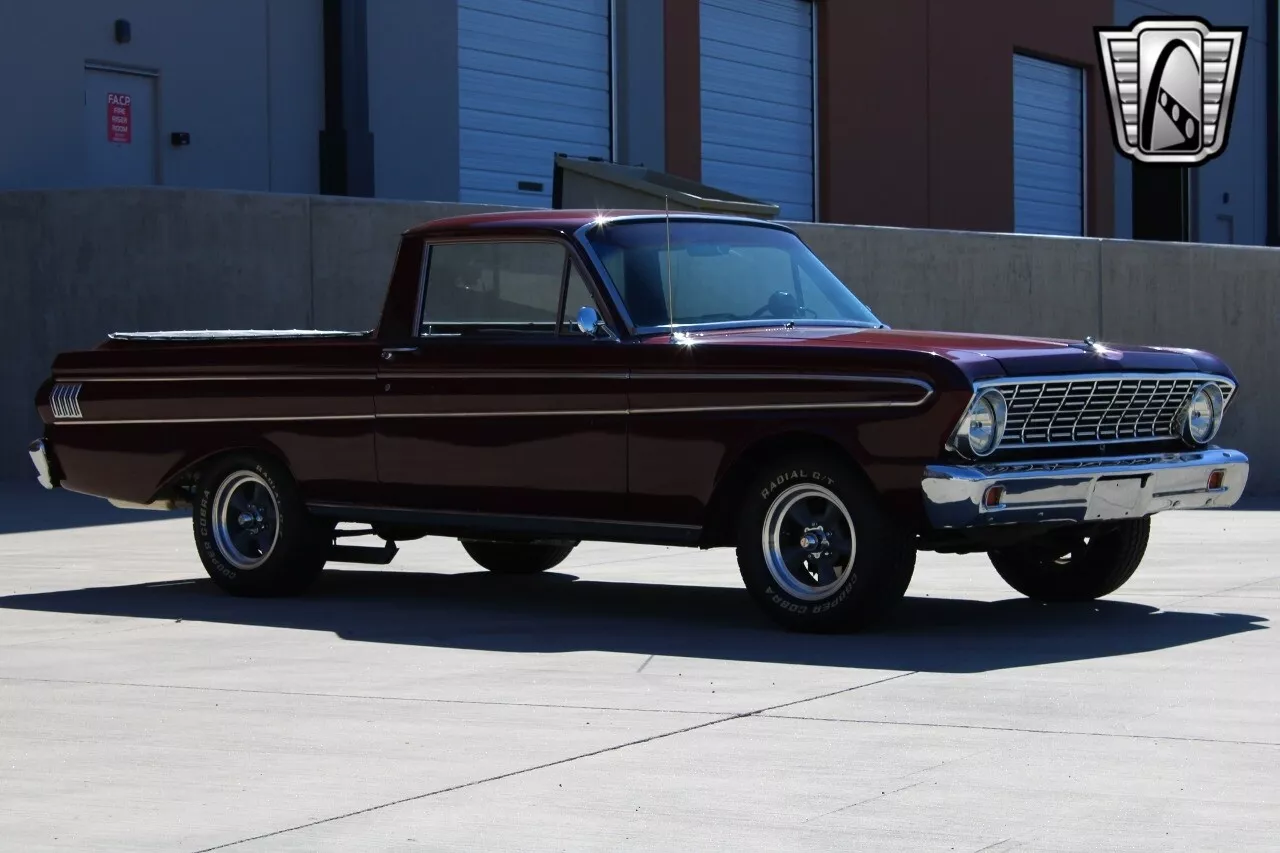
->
[374,237,629,522]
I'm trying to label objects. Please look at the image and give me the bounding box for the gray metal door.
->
[1013,55,1084,236]
[457,0,612,206]
[84,67,158,187]
[700,0,815,221]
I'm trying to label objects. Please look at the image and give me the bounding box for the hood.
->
[663,326,1228,379]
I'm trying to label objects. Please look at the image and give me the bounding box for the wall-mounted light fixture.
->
[114,19,131,44]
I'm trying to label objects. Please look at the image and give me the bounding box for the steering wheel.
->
[749,291,818,320]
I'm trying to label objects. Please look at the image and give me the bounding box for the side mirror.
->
[574,306,615,340]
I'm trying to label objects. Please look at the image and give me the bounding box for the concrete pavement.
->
[0,484,1276,852]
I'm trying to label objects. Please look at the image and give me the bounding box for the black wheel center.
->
[799,525,831,556]
[237,505,268,535]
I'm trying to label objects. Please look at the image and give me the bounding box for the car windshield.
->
[581,219,882,331]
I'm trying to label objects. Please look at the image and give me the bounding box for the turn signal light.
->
[983,485,1005,508]
[1207,469,1226,491]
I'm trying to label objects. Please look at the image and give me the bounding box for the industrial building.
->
[0,0,1272,244]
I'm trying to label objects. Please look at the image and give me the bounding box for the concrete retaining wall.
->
[2,187,1276,494]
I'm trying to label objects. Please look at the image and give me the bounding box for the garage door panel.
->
[701,33,811,78]
[703,162,812,211]
[1013,54,1082,236]
[703,0,811,28]
[461,75,610,126]
[1015,99,1084,128]
[701,59,811,109]
[702,142,813,175]
[458,0,611,206]
[1015,201,1081,235]
[458,186,544,207]
[1014,159,1083,187]
[460,133,606,173]
[1015,134,1085,163]
[459,57,608,95]
[463,0,609,37]
[461,70,610,111]
[700,89,812,127]
[459,25,608,71]
[700,0,814,222]
[701,35,812,77]
[461,167,555,193]
[701,116,812,160]
[1014,57,1082,86]
[461,111,610,148]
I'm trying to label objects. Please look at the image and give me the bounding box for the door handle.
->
[380,347,417,361]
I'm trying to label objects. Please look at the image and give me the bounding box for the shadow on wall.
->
[0,568,1265,674]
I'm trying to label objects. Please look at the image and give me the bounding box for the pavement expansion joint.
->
[763,713,1280,749]
[190,671,920,852]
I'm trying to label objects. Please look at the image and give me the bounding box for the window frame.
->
[415,237,607,339]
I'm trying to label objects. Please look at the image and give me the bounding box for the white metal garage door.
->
[1013,54,1084,236]
[458,0,612,206]
[700,0,814,221]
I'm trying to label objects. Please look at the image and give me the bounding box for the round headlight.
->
[957,389,1007,458]
[1179,382,1224,446]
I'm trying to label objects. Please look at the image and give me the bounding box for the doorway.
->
[1131,163,1189,242]
[84,65,158,186]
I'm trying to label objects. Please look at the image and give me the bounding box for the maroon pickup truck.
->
[29,210,1249,632]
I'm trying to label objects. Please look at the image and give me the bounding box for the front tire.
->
[988,518,1151,602]
[194,453,331,597]
[461,540,577,575]
[735,454,915,633]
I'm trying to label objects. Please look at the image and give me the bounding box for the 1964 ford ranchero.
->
[29,211,1249,632]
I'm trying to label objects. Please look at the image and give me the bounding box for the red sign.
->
[107,92,132,144]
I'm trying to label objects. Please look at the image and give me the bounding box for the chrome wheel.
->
[761,483,857,601]
[211,470,280,570]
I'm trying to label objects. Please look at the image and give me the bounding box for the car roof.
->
[403,209,791,237]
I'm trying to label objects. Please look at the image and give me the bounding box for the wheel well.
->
[699,432,868,548]
[152,444,293,506]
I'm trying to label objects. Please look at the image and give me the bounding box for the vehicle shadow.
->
[0,483,184,534]
[0,568,1266,674]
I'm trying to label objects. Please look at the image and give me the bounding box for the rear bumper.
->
[28,439,56,490]
[922,448,1249,529]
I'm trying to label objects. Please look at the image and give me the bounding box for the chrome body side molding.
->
[49,383,83,420]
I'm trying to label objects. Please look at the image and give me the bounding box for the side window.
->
[559,264,604,335]
[420,241,568,334]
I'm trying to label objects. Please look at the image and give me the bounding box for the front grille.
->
[985,375,1235,449]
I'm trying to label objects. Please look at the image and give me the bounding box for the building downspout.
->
[1267,0,1277,246]
[319,0,374,196]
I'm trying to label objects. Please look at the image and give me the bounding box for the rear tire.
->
[735,453,915,633]
[461,540,577,575]
[989,518,1151,602]
[193,453,331,597]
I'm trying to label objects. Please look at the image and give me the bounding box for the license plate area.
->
[1085,476,1148,521]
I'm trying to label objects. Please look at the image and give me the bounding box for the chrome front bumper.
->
[28,439,55,490]
[922,448,1249,529]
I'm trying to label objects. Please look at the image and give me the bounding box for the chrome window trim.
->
[571,217,888,338]
[573,221,639,335]
[416,238,574,338]
[631,320,884,336]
